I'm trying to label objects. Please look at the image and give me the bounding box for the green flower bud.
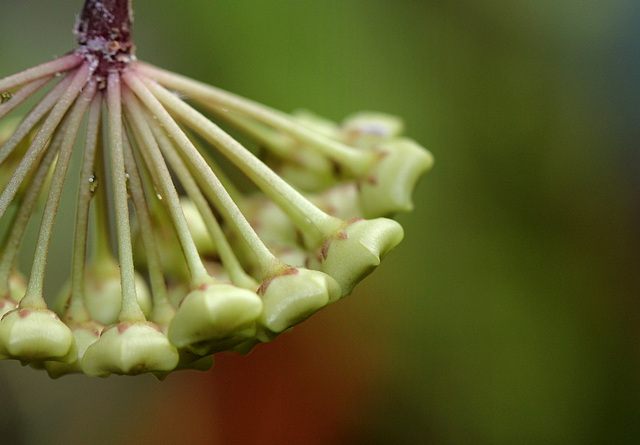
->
[0,298,16,319]
[0,272,26,320]
[340,112,404,147]
[167,281,190,308]
[83,259,152,325]
[358,138,433,218]
[0,117,32,192]
[233,196,308,272]
[7,269,27,303]
[181,197,217,257]
[0,116,20,144]
[242,195,299,246]
[203,260,231,283]
[167,283,263,356]
[270,110,340,191]
[44,320,103,378]
[308,183,362,220]
[269,148,336,192]
[270,245,308,269]
[256,267,341,342]
[0,308,77,363]
[309,217,404,297]
[133,215,190,282]
[82,322,179,377]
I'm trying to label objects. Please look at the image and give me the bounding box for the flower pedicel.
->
[0,0,433,378]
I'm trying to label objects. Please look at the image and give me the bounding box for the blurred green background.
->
[0,1,638,444]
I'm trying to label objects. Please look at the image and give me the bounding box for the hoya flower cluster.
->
[0,0,432,378]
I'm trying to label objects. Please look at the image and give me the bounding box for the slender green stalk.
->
[208,109,294,160]
[135,62,376,177]
[121,87,213,288]
[121,129,175,327]
[0,73,74,166]
[184,127,244,205]
[123,71,285,278]
[65,92,103,321]
[0,53,82,92]
[91,126,113,263]
[0,76,52,121]
[22,80,98,308]
[106,72,145,323]
[0,64,91,221]
[144,106,258,290]
[0,126,63,298]
[138,74,343,245]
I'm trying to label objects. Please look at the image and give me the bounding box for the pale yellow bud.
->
[309,217,404,297]
[82,322,179,377]
[0,308,77,363]
[359,138,433,218]
[256,267,341,341]
[167,283,263,355]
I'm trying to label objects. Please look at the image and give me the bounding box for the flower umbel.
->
[0,0,433,378]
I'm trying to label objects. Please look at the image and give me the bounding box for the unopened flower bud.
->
[272,151,336,192]
[309,217,404,297]
[182,197,217,257]
[0,308,77,363]
[256,267,341,342]
[83,259,152,325]
[340,112,404,147]
[7,269,27,303]
[0,298,16,319]
[358,138,433,218]
[242,196,299,246]
[44,320,103,378]
[309,183,362,220]
[271,110,340,191]
[82,321,179,377]
[233,196,308,271]
[167,283,263,355]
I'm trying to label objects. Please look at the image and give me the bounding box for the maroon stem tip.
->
[75,0,135,77]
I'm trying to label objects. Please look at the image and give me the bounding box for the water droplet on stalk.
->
[88,175,98,193]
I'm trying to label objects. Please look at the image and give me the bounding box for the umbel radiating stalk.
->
[0,0,432,378]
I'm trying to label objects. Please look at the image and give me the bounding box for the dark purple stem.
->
[74,0,135,78]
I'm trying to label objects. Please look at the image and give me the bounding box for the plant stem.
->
[106,72,144,323]
[66,92,103,321]
[135,63,377,177]
[75,0,135,78]
[145,109,258,290]
[121,128,175,327]
[0,77,51,121]
[121,88,213,289]
[22,80,98,308]
[0,128,61,299]
[0,65,91,221]
[0,73,74,166]
[123,71,285,278]
[0,54,82,93]
[140,75,343,245]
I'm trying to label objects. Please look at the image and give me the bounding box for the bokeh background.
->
[0,1,638,444]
